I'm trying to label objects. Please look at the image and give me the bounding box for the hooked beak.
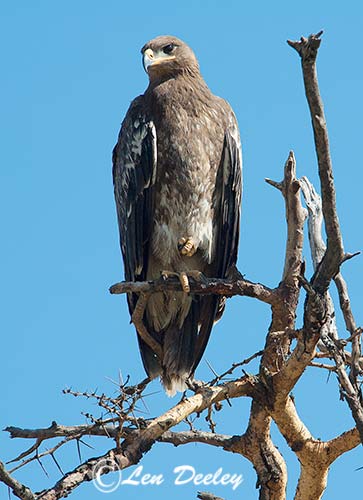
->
[142,48,176,73]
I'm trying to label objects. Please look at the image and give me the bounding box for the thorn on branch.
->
[76,439,82,463]
[36,456,49,478]
[50,453,64,476]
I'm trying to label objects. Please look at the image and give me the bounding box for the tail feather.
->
[162,373,189,397]
[161,300,199,395]
[135,295,219,396]
[137,334,162,380]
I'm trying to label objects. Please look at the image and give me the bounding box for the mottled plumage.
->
[113,36,242,395]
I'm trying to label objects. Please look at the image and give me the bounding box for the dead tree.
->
[1,32,362,500]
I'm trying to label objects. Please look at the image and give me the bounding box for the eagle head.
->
[141,35,200,80]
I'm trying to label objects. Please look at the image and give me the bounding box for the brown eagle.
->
[113,35,242,395]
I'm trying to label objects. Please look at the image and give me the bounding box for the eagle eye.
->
[163,43,175,55]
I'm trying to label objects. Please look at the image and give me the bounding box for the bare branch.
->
[271,396,314,451]
[265,178,282,191]
[300,176,325,268]
[309,361,336,371]
[270,397,330,500]
[325,427,360,463]
[300,176,339,367]
[288,31,345,293]
[261,152,305,377]
[231,401,287,500]
[301,177,361,360]
[109,275,277,305]
[294,464,328,500]
[6,422,120,474]
[159,430,234,449]
[197,492,224,500]
[283,35,363,454]
[300,175,363,444]
[334,274,362,383]
[24,376,255,500]
[274,151,307,284]
[0,461,35,500]
[5,420,118,442]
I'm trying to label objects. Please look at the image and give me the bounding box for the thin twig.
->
[209,350,263,385]
[309,361,336,372]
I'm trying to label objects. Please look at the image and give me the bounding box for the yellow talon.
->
[161,270,191,293]
[179,272,190,293]
[178,236,197,257]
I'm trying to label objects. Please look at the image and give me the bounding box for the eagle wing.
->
[112,97,157,305]
[194,116,242,370]
[216,119,242,277]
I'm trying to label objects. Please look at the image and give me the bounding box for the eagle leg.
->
[178,236,197,257]
[132,293,163,360]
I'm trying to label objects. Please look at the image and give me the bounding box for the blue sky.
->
[1,1,363,499]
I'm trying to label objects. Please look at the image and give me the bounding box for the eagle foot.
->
[178,237,197,257]
[161,270,205,293]
[132,293,163,360]
[161,270,190,293]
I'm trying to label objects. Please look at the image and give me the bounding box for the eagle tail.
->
[162,372,189,397]
[135,310,196,396]
[136,296,219,397]
[161,299,199,397]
